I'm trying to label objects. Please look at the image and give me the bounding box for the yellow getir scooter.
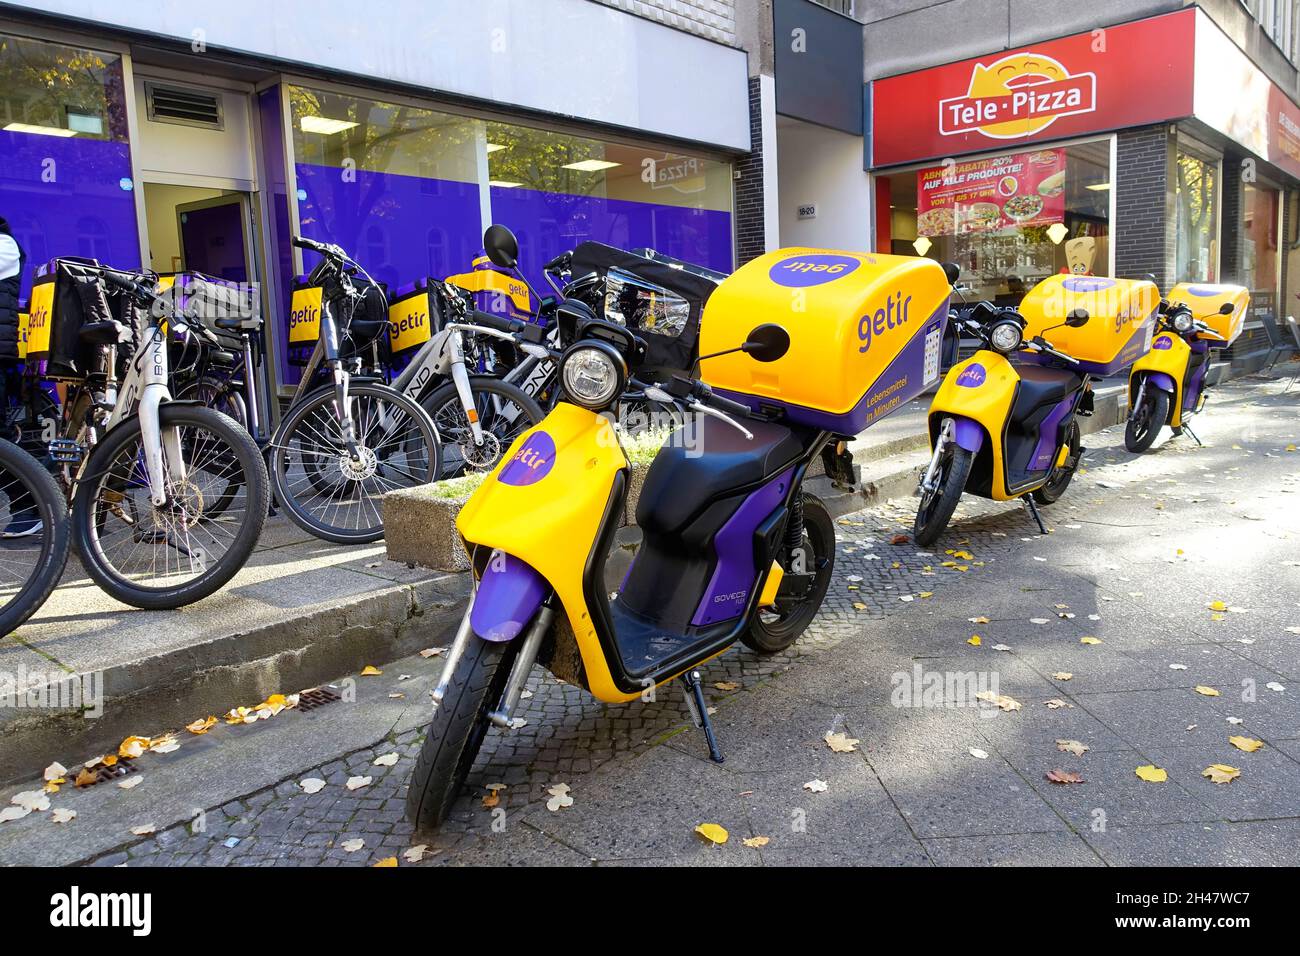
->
[915,274,1159,544]
[1124,283,1247,452]
[407,231,955,830]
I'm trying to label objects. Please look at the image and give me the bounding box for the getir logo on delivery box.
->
[939,52,1096,140]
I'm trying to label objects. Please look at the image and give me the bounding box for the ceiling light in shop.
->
[562,159,620,172]
[912,236,933,256]
[300,116,359,135]
[1047,222,1070,244]
[4,122,77,137]
[489,180,523,188]
[66,112,104,135]
[485,143,505,153]
[1086,182,1111,191]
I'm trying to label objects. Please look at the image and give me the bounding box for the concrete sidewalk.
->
[0,363,1277,784]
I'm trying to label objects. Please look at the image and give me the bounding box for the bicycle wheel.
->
[420,376,543,480]
[71,405,269,610]
[272,382,440,543]
[0,439,70,635]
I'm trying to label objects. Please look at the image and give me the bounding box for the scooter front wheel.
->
[913,442,973,547]
[1124,388,1168,453]
[742,494,834,655]
[407,636,513,831]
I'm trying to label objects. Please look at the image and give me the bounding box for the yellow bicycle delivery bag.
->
[1165,282,1248,348]
[699,249,951,433]
[1018,274,1159,377]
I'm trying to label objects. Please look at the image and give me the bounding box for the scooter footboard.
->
[471,550,548,642]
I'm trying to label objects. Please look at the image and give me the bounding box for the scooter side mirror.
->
[483,224,519,270]
[1065,308,1090,327]
[742,323,790,362]
[1219,302,1234,315]
[941,261,961,286]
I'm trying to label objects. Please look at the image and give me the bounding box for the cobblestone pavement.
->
[5,370,1298,867]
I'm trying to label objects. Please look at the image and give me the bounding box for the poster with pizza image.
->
[916,148,1065,236]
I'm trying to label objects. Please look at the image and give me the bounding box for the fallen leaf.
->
[300,778,326,794]
[1195,685,1220,697]
[1229,736,1264,753]
[853,602,868,611]
[482,789,500,808]
[185,716,218,735]
[117,776,143,791]
[919,591,933,599]
[402,845,431,863]
[1056,739,1089,757]
[968,747,989,759]
[0,806,30,823]
[1266,682,1286,692]
[694,823,729,844]
[340,838,365,852]
[1203,764,1241,785]
[73,768,97,788]
[51,808,76,824]
[130,824,156,836]
[346,776,372,791]
[890,534,909,545]
[1226,717,1244,725]
[11,791,50,813]
[824,731,859,753]
[1046,769,1084,784]
[1135,765,1168,783]
[969,616,991,624]
[967,635,982,646]
[992,644,1012,652]
[742,836,770,848]
[1052,672,1073,681]
[360,665,382,676]
[118,736,149,759]
[373,753,399,767]
[373,857,398,867]
[1208,600,1228,612]
[803,779,828,793]
[418,647,445,658]
[44,762,67,782]
[1029,618,1050,625]
[1169,664,1188,671]
[1080,637,1102,645]
[546,783,574,811]
[714,681,739,691]
[1044,699,1073,710]
[976,690,1022,712]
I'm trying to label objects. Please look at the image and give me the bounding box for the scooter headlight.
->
[560,342,626,409]
[989,319,1023,354]
[1171,310,1193,333]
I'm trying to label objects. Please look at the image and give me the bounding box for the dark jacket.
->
[0,217,25,359]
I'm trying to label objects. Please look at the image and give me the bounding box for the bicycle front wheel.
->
[0,438,70,635]
[71,405,269,610]
[272,382,440,543]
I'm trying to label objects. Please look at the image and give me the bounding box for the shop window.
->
[0,33,139,298]
[882,139,1111,305]
[1174,147,1219,283]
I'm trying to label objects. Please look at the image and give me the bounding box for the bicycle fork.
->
[139,328,186,507]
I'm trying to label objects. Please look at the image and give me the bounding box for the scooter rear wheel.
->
[1033,419,1081,505]
[1124,389,1168,453]
[407,636,513,831]
[742,494,834,655]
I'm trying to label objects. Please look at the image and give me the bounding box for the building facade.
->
[0,0,751,394]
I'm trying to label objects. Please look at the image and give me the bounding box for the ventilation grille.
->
[145,82,224,130]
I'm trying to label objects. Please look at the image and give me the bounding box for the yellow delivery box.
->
[1018,274,1160,376]
[700,249,951,433]
[1165,282,1248,348]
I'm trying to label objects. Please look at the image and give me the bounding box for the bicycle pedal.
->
[48,439,82,464]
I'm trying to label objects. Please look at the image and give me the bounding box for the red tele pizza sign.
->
[871,9,1197,167]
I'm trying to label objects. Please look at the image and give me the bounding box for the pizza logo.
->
[939,52,1096,140]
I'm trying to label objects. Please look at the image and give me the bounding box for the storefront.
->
[867,7,1300,368]
[0,2,744,400]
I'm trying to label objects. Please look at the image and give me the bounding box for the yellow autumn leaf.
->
[919,591,933,599]
[118,736,149,759]
[694,823,729,844]
[1208,600,1228,612]
[372,857,399,867]
[824,731,859,753]
[976,690,1022,712]
[969,616,990,624]
[1202,764,1240,784]
[1080,636,1102,645]
[743,835,770,848]
[186,716,218,735]
[967,635,982,646]
[853,602,868,611]
[360,665,383,676]
[1229,736,1264,753]
[1195,685,1220,697]
[1135,765,1168,783]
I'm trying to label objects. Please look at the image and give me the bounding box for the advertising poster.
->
[916,148,1066,236]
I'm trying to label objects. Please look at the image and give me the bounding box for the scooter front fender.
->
[471,551,547,642]
[1145,371,1177,393]
[952,417,985,453]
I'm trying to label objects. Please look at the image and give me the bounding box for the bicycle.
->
[37,264,269,609]
[0,436,69,634]
[269,238,441,543]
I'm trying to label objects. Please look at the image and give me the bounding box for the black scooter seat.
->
[636,415,803,536]
[1013,363,1083,413]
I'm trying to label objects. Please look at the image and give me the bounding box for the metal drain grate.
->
[296,688,343,712]
[78,761,140,788]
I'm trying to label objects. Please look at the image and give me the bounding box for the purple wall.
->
[1,130,140,301]
[489,185,733,280]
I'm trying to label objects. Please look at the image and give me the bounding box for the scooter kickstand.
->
[1182,423,1204,446]
[1022,494,1048,535]
[680,670,725,763]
